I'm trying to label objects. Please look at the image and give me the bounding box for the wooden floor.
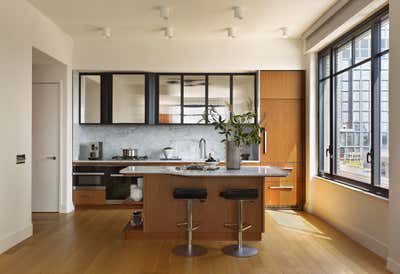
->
[0,209,389,274]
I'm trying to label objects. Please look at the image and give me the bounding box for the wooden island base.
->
[123,174,265,241]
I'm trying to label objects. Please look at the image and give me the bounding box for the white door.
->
[32,83,60,212]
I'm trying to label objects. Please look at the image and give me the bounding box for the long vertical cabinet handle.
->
[263,131,267,154]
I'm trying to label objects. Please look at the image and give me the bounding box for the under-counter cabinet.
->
[260,70,305,208]
[73,189,106,205]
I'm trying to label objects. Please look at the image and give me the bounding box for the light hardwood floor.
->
[0,209,389,274]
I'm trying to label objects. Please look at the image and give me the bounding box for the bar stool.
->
[172,188,208,257]
[220,188,258,257]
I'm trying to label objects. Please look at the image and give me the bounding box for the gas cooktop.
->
[111,155,148,161]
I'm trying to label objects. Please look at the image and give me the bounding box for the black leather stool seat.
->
[173,188,207,200]
[220,189,258,200]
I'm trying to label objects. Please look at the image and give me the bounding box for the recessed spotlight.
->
[233,6,243,20]
[280,27,288,39]
[160,6,170,20]
[164,27,174,38]
[227,27,237,38]
[101,27,111,39]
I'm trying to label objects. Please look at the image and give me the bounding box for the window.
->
[318,7,389,197]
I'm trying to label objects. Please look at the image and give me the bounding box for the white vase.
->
[163,149,175,159]
[130,185,143,202]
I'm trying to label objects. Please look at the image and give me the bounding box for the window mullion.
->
[330,48,335,175]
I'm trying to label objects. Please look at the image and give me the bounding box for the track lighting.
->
[280,27,288,39]
[227,27,237,38]
[160,6,170,20]
[164,27,174,38]
[101,27,111,39]
[233,6,243,20]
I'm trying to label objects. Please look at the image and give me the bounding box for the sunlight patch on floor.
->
[267,210,331,240]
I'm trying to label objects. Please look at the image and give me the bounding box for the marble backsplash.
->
[73,125,228,160]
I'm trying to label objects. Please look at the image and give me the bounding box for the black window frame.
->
[156,72,258,125]
[318,6,389,198]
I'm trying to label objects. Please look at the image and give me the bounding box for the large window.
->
[318,7,389,197]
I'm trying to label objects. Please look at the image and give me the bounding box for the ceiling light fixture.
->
[233,6,243,20]
[164,27,174,38]
[227,27,237,38]
[280,27,288,39]
[160,6,170,20]
[101,27,111,39]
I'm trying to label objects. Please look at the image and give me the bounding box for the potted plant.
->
[162,146,175,159]
[209,107,265,169]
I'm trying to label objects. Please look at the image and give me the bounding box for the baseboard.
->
[303,202,313,213]
[312,210,388,259]
[0,224,33,254]
[387,257,400,274]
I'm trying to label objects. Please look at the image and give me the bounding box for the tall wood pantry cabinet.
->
[259,70,305,208]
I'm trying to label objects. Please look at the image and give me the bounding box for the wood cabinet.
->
[73,189,106,205]
[260,70,305,208]
[260,99,304,163]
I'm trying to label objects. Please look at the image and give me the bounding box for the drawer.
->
[73,189,106,205]
[264,163,301,207]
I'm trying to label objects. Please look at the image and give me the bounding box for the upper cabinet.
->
[79,72,257,125]
[112,74,146,124]
[157,73,257,125]
[80,74,101,124]
[79,72,147,125]
[260,71,305,99]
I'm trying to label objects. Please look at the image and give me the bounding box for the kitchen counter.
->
[72,159,261,166]
[122,164,290,241]
[119,165,290,177]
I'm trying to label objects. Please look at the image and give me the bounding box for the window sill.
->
[314,176,389,202]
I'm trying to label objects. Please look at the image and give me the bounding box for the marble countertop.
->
[73,159,260,164]
[119,166,291,177]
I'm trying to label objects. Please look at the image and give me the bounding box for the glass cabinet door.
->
[183,75,206,124]
[208,75,230,122]
[112,74,146,123]
[80,75,101,124]
[158,75,182,124]
[232,75,255,116]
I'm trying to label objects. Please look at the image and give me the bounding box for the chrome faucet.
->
[199,138,206,159]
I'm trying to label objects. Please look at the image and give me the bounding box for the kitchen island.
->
[120,166,290,241]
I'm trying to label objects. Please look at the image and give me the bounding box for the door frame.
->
[32,81,63,212]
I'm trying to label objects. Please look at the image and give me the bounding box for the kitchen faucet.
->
[199,138,206,159]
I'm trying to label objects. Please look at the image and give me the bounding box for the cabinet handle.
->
[73,172,105,176]
[269,186,294,190]
[263,131,267,154]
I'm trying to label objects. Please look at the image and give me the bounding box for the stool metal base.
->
[173,244,208,257]
[222,244,258,257]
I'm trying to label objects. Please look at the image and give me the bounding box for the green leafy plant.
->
[208,107,265,147]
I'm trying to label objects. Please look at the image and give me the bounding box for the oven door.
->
[73,172,105,189]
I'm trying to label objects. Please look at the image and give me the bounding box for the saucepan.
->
[122,148,138,158]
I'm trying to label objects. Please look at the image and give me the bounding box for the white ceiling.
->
[28,0,337,40]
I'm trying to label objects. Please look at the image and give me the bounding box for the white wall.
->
[73,38,304,71]
[0,0,73,254]
[387,1,400,273]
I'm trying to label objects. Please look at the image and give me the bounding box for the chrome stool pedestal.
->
[220,189,258,258]
[172,188,207,257]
